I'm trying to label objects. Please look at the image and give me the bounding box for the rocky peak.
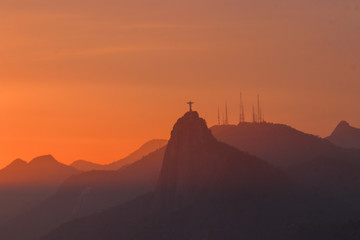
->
[168,111,215,148]
[156,111,283,210]
[1,159,27,172]
[28,155,58,166]
[336,121,350,130]
[327,121,360,148]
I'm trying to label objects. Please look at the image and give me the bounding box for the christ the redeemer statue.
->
[187,101,194,112]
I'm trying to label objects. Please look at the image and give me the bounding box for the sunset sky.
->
[0,0,359,167]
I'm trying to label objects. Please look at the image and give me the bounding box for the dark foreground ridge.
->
[2,111,360,240]
[0,155,81,225]
[41,111,298,240]
[156,111,286,210]
[0,148,166,240]
[38,112,360,240]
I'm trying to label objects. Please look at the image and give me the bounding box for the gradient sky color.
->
[0,0,359,167]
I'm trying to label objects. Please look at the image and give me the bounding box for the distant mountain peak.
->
[326,121,360,149]
[71,159,88,164]
[28,155,58,165]
[337,120,350,128]
[10,158,27,166]
[70,139,168,171]
[331,120,357,135]
[1,159,27,172]
[139,139,168,148]
[70,160,105,171]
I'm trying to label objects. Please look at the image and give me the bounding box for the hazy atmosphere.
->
[0,0,359,166]
[2,1,360,240]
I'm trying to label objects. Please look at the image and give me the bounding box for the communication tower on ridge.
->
[224,102,229,125]
[239,92,245,123]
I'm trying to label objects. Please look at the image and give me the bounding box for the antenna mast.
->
[222,110,225,125]
[257,94,261,123]
[218,106,220,125]
[252,105,256,123]
[225,102,229,125]
[239,92,245,123]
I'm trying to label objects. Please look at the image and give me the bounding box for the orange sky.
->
[0,0,359,168]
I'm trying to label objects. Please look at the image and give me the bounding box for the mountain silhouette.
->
[0,155,80,186]
[0,159,28,184]
[326,121,360,149]
[157,111,286,210]
[70,160,105,171]
[211,122,349,167]
[0,148,166,240]
[71,139,168,171]
[4,115,360,240]
[1,158,27,172]
[41,111,295,240]
[211,122,360,214]
[0,155,81,224]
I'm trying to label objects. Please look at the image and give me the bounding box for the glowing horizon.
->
[0,0,359,168]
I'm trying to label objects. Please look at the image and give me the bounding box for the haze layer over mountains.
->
[1,112,360,239]
[0,140,166,227]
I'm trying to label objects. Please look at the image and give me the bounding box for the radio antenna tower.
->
[218,106,220,125]
[239,92,245,123]
[225,102,229,125]
[252,105,256,123]
[257,95,261,123]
